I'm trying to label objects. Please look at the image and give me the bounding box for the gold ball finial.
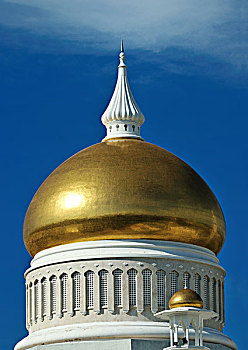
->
[169,288,203,309]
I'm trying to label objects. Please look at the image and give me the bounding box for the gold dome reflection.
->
[60,193,85,209]
[24,139,226,257]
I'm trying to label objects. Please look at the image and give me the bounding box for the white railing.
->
[26,261,224,329]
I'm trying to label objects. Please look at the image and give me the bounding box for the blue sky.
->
[0,1,247,348]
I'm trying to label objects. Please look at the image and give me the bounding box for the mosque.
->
[15,43,237,350]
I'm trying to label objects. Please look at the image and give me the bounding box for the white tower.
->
[15,43,237,350]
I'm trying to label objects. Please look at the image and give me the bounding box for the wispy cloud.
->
[1,0,248,78]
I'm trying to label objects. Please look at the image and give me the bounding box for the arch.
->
[170,270,179,297]
[156,270,166,309]
[85,270,94,309]
[34,279,39,320]
[194,273,201,295]
[127,268,137,307]
[99,269,108,307]
[41,277,47,316]
[124,124,128,131]
[50,275,57,314]
[29,282,32,323]
[113,269,123,307]
[60,273,68,312]
[183,272,190,289]
[218,280,222,321]
[142,269,152,307]
[72,271,81,311]
[212,278,217,312]
[203,275,210,309]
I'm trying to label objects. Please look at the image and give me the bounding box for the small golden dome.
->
[24,139,226,257]
[169,288,203,309]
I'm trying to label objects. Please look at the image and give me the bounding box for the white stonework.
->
[15,323,237,350]
[15,240,237,350]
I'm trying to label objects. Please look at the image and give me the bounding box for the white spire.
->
[101,41,145,141]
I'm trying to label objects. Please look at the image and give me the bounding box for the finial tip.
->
[121,40,124,53]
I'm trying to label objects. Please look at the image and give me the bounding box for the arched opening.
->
[34,280,39,320]
[72,272,81,311]
[113,269,123,307]
[157,270,166,309]
[194,273,201,295]
[203,275,210,309]
[60,273,68,313]
[85,271,94,309]
[127,268,137,307]
[142,269,152,307]
[183,272,190,289]
[50,275,57,314]
[99,269,108,308]
[41,278,47,317]
[170,271,179,297]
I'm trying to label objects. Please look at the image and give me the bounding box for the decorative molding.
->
[15,322,237,350]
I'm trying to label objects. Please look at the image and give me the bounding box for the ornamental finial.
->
[119,40,126,67]
[101,43,145,141]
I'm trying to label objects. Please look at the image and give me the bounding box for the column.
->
[222,280,225,326]
[108,272,114,314]
[32,283,36,323]
[67,274,74,316]
[122,271,129,313]
[174,325,179,345]
[200,274,205,307]
[178,271,184,291]
[165,273,171,309]
[151,271,158,314]
[26,283,29,329]
[209,278,214,311]
[93,273,100,314]
[137,270,143,313]
[199,327,203,346]
[28,284,32,325]
[218,280,223,324]
[199,318,203,346]
[216,280,221,322]
[38,280,43,321]
[195,325,199,346]
[185,326,190,345]
[56,277,62,318]
[80,273,87,315]
[47,278,52,320]
[169,324,174,347]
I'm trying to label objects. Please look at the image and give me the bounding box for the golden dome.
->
[169,288,203,309]
[24,139,226,257]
